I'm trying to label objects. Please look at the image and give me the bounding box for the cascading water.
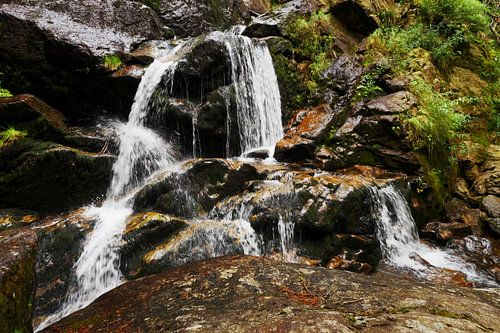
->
[37,29,286,331]
[35,46,184,332]
[209,28,283,157]
[369,185,497,286]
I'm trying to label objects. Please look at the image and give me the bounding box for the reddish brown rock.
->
[42,256,500,333]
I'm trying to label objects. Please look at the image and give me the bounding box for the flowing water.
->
[36,30,286,330]
[369,185,497,286]
[35,46,184,332]
[209,28,283,157]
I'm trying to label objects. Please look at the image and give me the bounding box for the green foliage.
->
[103,55,122,71]
[0,88,12,97]
[420,0,490,32]
[0,127,27,147]
[406,79,469,157]
[285,11,335,88]
[484,80,500,135]
[352,65,386,103]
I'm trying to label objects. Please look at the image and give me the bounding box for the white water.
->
[36,30,286,331]
[370,185,497,286]
[209,28,283,157]
[35,48,184,332]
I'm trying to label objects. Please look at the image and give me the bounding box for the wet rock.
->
[0,208,39,231]
[321,121,418,172]
[156,0,248,38]
[473,146,500,196]
[244,148,270,159]
[0,0,164,119]
[364,91,417,114]
[0,227,37,333]
[134,158,407,273]
[42,256,500,333]
[323,56,363,95]
[134,159,262,218]
[421,221,473,242]
[275,104,344,162]
[0,140,115,213]
[34,209,92,323]
[444,198,487,235]
[243,17,281,38]
[120,212,189,278]
[0,94,68,143]
[482,195,500,218]
[447,236,499,283]
[139,220,250,276]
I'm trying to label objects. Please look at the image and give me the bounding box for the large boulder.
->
[0,0,165,119]
[134,158,407,272]
[320,91,420,172]
[42,256,500,333]
[155,0,248,38]
[0,227,37,333]
[34,209,93,323]
[0,139,115,213]
[0,94,68,143]
[275,104,344,162]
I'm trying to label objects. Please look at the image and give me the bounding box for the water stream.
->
[36,30,286,330]
[35,46,184,332]
[369,185,497,286]
[209,28,283,157]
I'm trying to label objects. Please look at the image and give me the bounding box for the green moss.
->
[284,11,336,95]
[103,55,122,71]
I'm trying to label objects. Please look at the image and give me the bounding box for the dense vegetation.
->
[269,0,498,202]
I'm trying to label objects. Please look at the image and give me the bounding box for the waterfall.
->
[36,29,286,331]
[369,185,497,286]
[209,28,283,157]
[35,46,184,332]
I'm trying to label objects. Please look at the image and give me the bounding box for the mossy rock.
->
[0,228,37,333]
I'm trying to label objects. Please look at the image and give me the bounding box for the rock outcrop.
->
[0,227,37,333]
[0,0,165,118]
[42,256,500,333]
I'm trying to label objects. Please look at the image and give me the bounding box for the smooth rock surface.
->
[42,256,500,333]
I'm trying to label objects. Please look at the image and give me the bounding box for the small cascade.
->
[369,185,497,286]
[209,28,283,157]
[277,215,297,263]
[35,45,185,331]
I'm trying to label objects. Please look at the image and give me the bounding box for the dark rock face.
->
[0,0,164,119]
[156,0,248,38]
[0,94,68,143]
[321,91,420,173]
[145,37,238,157]
[0,140,115,213]
[120,212,189,278]
[330,1,379,36]
[0,227,37,333]
[133,158,407,272]
[42,256,500,333]
[34,210,92,322]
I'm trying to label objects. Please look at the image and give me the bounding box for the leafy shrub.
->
[352,65,386,103]
[420,0,490,32]
[406,79,469,158]
[285,11,335,85]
